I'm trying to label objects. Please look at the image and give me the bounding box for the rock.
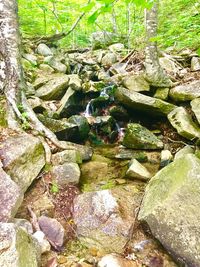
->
[101,52,118,67]
[31,193,55,217]
[98,254,138,267]
[12,219,33,234]
[109,43,125,52]
[68,74,82,91]
[27,96,47,113]
[169,80,200,102]
[36,74,69,100]
[0,223,40,267]
[168,107,200,140]
[51,163,80,186]
[138,154,200,267]
[33,75,50,90]
[122,123,163,150]
[0,167,23,222]
[38,215,65,250]
[115,87,176,116]
[92,116,116,134]
[73,185,143,253]
[90,31,117,49]
[160,150,173,167]
[109,105,129,121]
[122,74,150,92]
[45,56,67,73]
[0,133,45,193]
[23,53,37,66]
[22,58,34,71]
[37,43,53,56]
[154,87,169,100]
[159,57,180,74]
[126,159,151,181]
[191,57,200,71]
[68,115,90,141]
[52,150,82,165]
[39,64,54,73]
[110,63,127,75]
[81,161,109,184]
[174,145,194,161]
[33,231,51,254]
[191,97,200,124]
[82,81,105,93]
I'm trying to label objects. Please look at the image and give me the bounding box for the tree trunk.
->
[145,0,172,87]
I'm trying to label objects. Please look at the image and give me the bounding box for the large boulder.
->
[122,74,150,93]
[73,185,143,253]
[0,223,40,267]
[169,80,200,102]
[0,167,23,222]
[51,150,82,165]
[115,87,176,116]
[138,154,200,267]
[0,133,45,192]
[168,107,200,140]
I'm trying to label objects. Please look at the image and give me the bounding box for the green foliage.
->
[50,181,59,194]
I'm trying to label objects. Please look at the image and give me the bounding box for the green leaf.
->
[51,182,59,194]
[88,10,100,24]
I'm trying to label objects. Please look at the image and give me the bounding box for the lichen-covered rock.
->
[0,223,40,267]
[122,123,163,150]
[0,134,45,193]
[36,74,69,100]
[154,87,169,100]
[51,150,82,165]
[73,185,143,253]
[174,145,194,161]
[122,74,150,93]
[168,107,200,140]
[169,80,200,102]
[126,159,151,180]
[115,87,176,116]
[191,97,200,124]
[138,154,200,267]
[0,168,23,222]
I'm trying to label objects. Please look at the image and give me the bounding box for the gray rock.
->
[122,74,150,92]
[23,54,37,66]
[138,154,200,267]
[39,64,54,73]
[51,163,80,186]
[13,219,33,235]
[169,80,200,102]
[101,52,118,67]
[109,43,125,52]
[36,74,69,100]
[126,159,151,180]
[159,57,180,74]
[27,96,47,113]
[191,57,200,71]
[191,97,200,124]
[160,150,173,167]
[0,168,23,222]
[115,87,176,116]
[68,74,82,91]
[90,31,117,48]
[122,123,163,149]
[73,185,143,253]
[52,150,82,165]
[168,107,200,140]
[37,43,53,56]
[45,56,67,73]
[0,134,45,193]
[0,223,40,267]
[174,145,194,161]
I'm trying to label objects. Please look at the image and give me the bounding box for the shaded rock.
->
[92,116,116,134]
[33,75,50,90]
[27,96,47,113]
[110,62,127,75]
[154,87,169,100]
[191,97,200,124]
[36,74,69,100]
[138,154,200,267]
[169,80,200,102]
[126,159,151,181]
[109,105,129,121]
[68,115,90,141]
[0,133,45,192]
[168,107,200,140]
[23,53,37,66]
[122,74,150,92]
[38,215,65,250]
[191,57,200,71]
[109,43,125,52]
[51,163,80,186]
[122,123,163,150]
[160,150,173,167]
[98,254,138,267]
[115,87,176,116]
[52,150,82,165]
[37,43,53,56]
[0,167,23,222]
[0,223,40,267]
[101,52,118,67]
[174,145,194,161]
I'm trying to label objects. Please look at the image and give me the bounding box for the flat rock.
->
[122,74,150,92]
[73,185,143,253]
[191,97,200,124]
[0,133,45,192]
[169,80,200,102]
[0,168,23,222]
[0,223,40,267]
[115,87,176,116]
[126,159,151,180]
[168,106,200,140]
[138,154,200,267]
[122,123,163,149]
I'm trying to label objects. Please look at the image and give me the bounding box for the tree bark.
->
[145,0,172,87]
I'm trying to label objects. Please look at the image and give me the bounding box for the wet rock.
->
[92,116,116,134]
[51,163,80,186]
[52,150,82,165]
[154,87,169,100]
[37,43,53,56]
[0,133,45,192]
[23,53,37,66]
[38,215,65,250]
[73,185,143,253]
[160,150,173,167]
[191,57,200,71]
[191,97,200,124]
[101,52,118,67]
[68,74,82,91]
[122,74,150,92]
[109,43,125,52]
[68,115,90,141]
[174,145,194,161]
[36,74,69,100]
[98,254,138,267]
[0,167,23,222]
[169,80,200,102]
[115,87,176,116]
[126,159,151,181]
[168,107,200,140]
[138,154,200,267]
[122,123,163,150]
[0,223,40,267]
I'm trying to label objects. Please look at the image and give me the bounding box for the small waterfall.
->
[84,100,94,117]
[116,123,125,139]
